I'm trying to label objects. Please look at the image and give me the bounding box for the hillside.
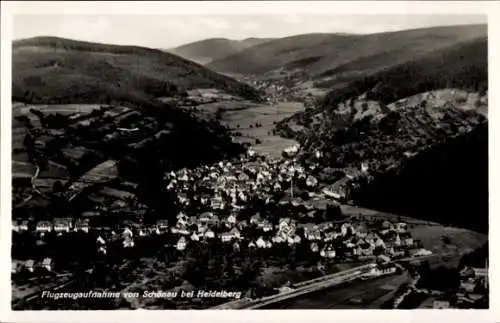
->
[320,37,487,107]
[272,33,488,232]
[168,37,274,65]
[207,25,487,82]
[350,123,488,233]
[12,36,262,107]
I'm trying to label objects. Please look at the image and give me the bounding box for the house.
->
[205,229,215,239]
[374,238,386,248]
[96,235,106,245]
[472,267,488,279]
[341,223,351,236]
[256,237,267,248]
[262,222,274,232]
[36,221,53,233]
[306,176,318,187]
[460,280,477,293]
[320,245,336,258]
[226,214,237,226]
[25,259,35,273]
[363,264,397,279]
[122,227,133,239]
[123,237,135,248]
[305,230,321,241]
[191,232,200,241]
[381,220,393,230]
[157,220,169,230]
[272,234,285,244]
[237,220,249,230]
[53,218,72,233]
[324,232,340,241]
[250,214,263,225]
[310,242,319,252]
[322,187,344,200]
[248,241,256,248]
[399,232,413,246]
[433,300,450,309]
[177,226,190,236]
[176,237,187,251]
[361,162,369,173]
[42,258,52,272]
[229,227,241,239]
[391,247,406,258]
[247,148,256,157]
[12,261,22,274]
[18,220,29,231]
[12,220,21,232]
[211,196,225,210]
[233,242,240,252]
[395,222,408,233]
[459,266,475,278]
[377,264,397,275]
[412,249,432,257]
[74,219,90,233]
[293,235,302,244]
[279,218,291,231]
[221,232,234,242]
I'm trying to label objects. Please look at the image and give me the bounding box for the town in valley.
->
[10,14,489,310]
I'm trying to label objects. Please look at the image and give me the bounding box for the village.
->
[12,143,432,282]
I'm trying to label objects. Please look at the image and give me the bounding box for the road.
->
[238,252,453,309]
[262,272,410,309]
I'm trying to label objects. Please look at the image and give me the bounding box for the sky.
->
[13,14,486,49]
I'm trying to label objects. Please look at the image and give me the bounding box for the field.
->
[410,225,487,255]
[194,100,305,158]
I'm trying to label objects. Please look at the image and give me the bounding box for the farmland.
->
[191,100,305,158]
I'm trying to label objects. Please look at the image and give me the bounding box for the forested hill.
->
[12,36,262,106]
[349,122,488,233]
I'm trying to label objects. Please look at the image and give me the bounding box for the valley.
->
[10,22,489,310]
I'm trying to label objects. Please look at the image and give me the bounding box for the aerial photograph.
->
[9,11,488,310]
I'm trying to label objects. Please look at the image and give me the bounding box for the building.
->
[460,280,477,293]
[25,260,35,273]
[36,221,53,233]
[176,237,187,251]
[363,264,398,278]
[320,244,336,258]
[205,229,215,239]
[433,300,450,309]
[42,258,53,272]
[221,232,234,242]
[191,232,200,241]
[157,220,169,231]
[74,219,90,233]
[256,237,267,248]
[53,218,72,233]
[472,267,488,279]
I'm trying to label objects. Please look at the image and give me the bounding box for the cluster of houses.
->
[430,265,489,309]
[13,145,429,278]
[12,258,53,275]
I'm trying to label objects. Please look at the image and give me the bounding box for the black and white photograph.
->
[0,1,497,321]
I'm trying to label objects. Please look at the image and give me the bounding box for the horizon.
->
[13,14,486,49]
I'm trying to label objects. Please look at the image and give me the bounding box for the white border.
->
[1,1,499,323]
